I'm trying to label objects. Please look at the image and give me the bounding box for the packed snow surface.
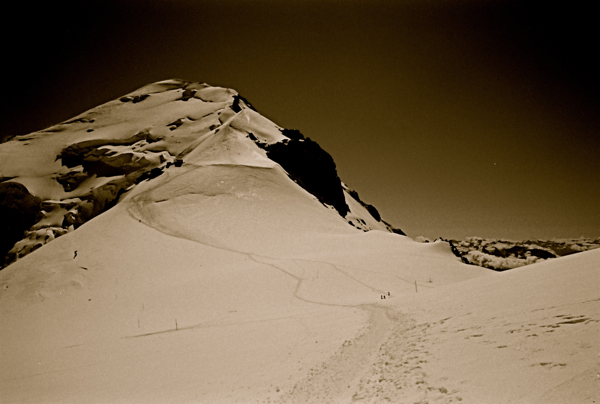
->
[1,80,598,403]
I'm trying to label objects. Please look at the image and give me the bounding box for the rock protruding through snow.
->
[0,80,395,268]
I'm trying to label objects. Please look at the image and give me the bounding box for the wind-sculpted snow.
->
[0,79,395,268]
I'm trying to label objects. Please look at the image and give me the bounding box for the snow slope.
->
[1,79,596,403]
[0,163,487,403]
[0,79,393,268]
[350,248,600,404]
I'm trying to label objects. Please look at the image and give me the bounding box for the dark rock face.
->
[521,239,600,257]
[56,170,88,192]
[483,245,556,260]
[388,226,407,236]
[280,129,305,141]
[57,131,166,180]
[136,167,165,183]
[347,188,382,222]
[263,136,349,217]
[0,183,43,267]
[1,174,148,268]
[231,94,256,113]
[120,94,150,103]
[226,93,258,114]
[178,88,197,101]
[1,81,406,267]
[365,205,381,222]
[346,186,406,235]
[1,130,175,268]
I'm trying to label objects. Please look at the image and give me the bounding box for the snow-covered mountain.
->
[434,237,600,271]
[1,80,598,403]
[0,79,401,269]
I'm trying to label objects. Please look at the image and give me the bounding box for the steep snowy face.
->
[0,79,399,267]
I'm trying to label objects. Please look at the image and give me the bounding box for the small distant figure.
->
[73,251,77,259]
[387,291,390,296]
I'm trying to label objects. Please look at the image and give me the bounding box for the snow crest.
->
[0,80,391,268]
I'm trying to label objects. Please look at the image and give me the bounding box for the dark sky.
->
[4,0,598,239]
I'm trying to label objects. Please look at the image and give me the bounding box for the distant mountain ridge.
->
[0,79,403,268]
[424,236,600,271]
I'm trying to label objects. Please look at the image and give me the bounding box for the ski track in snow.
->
[274,305,397,404]
[126,165,390,306]
[124,178,468,403]
[124,162,446,402]
[273,306,469,404]
[4,160,596,403]
[2,80,598,403]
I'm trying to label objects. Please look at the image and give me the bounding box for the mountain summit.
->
[0,79,402,268]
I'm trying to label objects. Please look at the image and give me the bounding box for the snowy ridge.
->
[438,236,600,270]
[0,79,393,268]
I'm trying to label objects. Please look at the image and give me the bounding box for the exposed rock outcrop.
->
[262,135,350,217]
[0,183,43,267]
[0,79,403,268]
[436,236,600,271]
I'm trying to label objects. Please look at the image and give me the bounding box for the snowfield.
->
[0,80,598,403]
